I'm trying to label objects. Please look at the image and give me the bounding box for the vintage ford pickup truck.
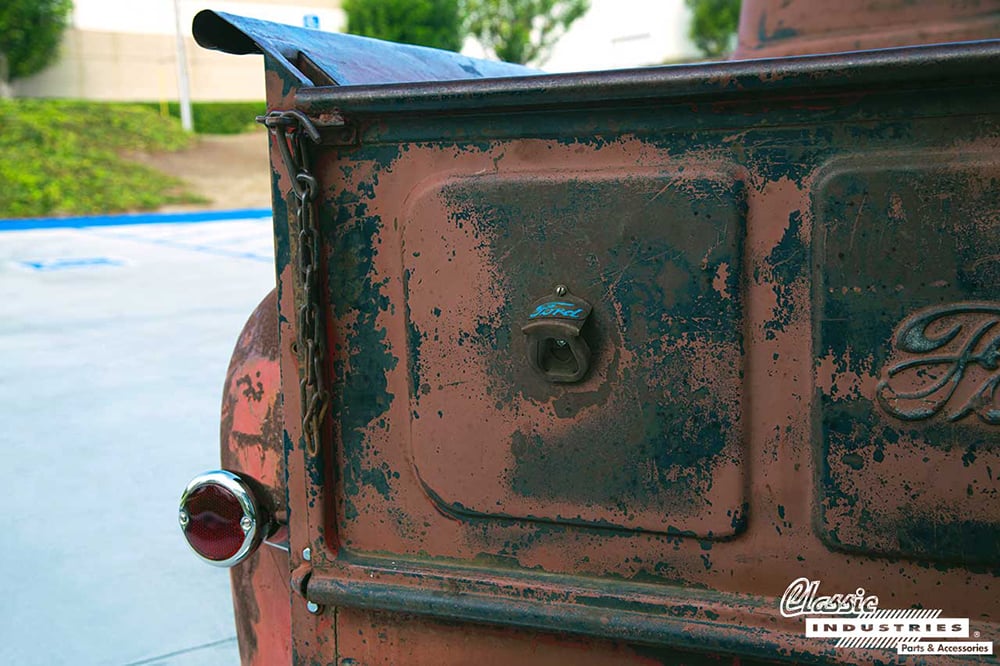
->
[179,1,1000,663]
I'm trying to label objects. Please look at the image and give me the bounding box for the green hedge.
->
[0,99,204,218]
[138,101,266,135]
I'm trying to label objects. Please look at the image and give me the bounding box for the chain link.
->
[258,110,328,457]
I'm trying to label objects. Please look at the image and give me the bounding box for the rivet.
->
[302,547,311,562]
[178,509,189,528]
[306,601,322,614]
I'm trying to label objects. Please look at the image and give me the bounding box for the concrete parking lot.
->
[1,211,275,665]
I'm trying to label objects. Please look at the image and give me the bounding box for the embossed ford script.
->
[877,303,1000,423]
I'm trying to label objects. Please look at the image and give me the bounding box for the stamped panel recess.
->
[814,154,1000,565]
[402,166,747,538]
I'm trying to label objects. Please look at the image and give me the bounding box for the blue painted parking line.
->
[18,257,125,271]
[0,207,272,232]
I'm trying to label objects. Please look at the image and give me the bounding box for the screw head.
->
[554,284,568,296]
[178,509,189,528]
[306,601,322,614]
[554,339,568,348]
[240,516,254,533]
[302,547,311,562]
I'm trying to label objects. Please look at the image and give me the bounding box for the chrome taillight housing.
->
[179,470,264,567]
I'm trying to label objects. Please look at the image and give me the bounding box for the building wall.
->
[13,0,696,101]
[532,0,698,72]
[13,0,345,101]
[12,29,267,101]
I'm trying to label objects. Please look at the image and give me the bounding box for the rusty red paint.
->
[194,6,1000,665]
[219,289,291,665]
[734,0,1000,59]
[334,607,732,666]
[295,106,998,664]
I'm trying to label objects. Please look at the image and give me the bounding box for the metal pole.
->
[0,54,11,99]
[173,0,193,132]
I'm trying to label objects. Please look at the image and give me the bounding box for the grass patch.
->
[139,101,266,135]
[0,99,206,218]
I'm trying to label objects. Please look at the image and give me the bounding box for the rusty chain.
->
[258,110,328,457]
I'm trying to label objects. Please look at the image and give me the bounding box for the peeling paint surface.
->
[225,28,1000,666]
[734,0,1000,58]
[220,289,293,666]
[401,161,747,537]
[814,153,1000,566]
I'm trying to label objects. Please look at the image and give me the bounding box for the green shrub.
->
[138,101,266,135]
[0,99,204,217]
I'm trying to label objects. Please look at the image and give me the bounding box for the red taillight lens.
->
[179,471,263,567]
[184,484,245,561]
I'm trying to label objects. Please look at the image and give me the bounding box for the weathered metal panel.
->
[334,607,759,666]
[401,166,747,538]
[734,0,1000,59]
[814,154,1000,565]
[190,8,1000,660]
[219,289,292,665]
[262,40,1000,666]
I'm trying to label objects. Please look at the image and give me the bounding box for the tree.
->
[685,0,741,59]
[464,0,590,65]
[343,0,465,52]
[0,0,72,88]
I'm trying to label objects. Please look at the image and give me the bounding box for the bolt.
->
[302,547,311,562]
[178,509,189,528]
[240,516,254,533]
[554,284,568,296]
[306,601,322,614]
